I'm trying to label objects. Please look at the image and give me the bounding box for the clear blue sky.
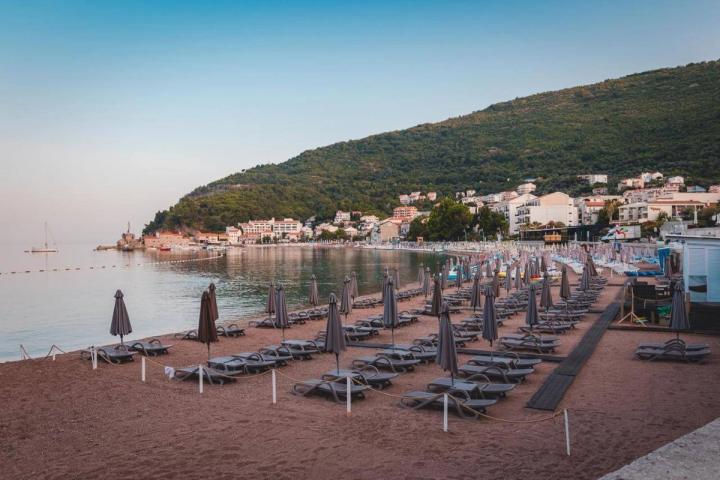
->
[1,0,718,244]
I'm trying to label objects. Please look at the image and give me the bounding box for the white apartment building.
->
[495,193,537,234]
[618,193,720,224]
[516,192,579,227]
[334,210,351,223]
[576,195,622,225]
[666,176,685,186]
[237,217,303,240]
[578,174,608,185]
[427,192,437,201]
[516,183,537,195]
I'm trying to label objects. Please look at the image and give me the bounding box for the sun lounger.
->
[399,390,496,419]
[259,345,296,363]
[427,377,516,398]
[216,323,246,337]
[80,346,136,364]
[459,363,533,383]
[500,334,560,353]
[635,345,711,362]
[322,367,398,389]
[248,317,285,329]
[468,354,541,370]
[292,379,370,402]
[352,355,421,373]
[233,351,288,367]
[127,339,172,356]
[413,335,466,348]
[378,347,436,363]
[278,340,320,359]
[518,322,574,334]
[174,365,236,385]
[173,330,198,341]
[637,339,709,351]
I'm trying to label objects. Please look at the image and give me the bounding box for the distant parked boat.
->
[26,222,58,253]
[159,245,172,252]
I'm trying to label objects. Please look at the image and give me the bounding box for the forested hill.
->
[144,60,720,233]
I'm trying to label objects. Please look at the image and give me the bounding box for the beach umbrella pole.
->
[335,353,340,375]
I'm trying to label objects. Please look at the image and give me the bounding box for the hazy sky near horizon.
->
[1,0,719,245]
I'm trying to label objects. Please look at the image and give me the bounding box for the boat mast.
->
[44,221,49,249]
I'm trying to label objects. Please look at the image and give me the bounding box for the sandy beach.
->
[2,272,719,480]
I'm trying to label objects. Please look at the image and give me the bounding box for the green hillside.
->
[145,60,720,233]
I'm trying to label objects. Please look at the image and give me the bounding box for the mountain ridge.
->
[144,60,720,233]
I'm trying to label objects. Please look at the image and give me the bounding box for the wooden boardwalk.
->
[526,296,622,411]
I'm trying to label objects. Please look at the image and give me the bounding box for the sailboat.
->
[27,222,58,253]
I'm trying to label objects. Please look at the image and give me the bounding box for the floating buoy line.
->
[0,254,225,276]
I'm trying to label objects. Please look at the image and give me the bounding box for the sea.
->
[0,243,443,362]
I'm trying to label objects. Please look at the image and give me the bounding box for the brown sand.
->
[2,275,719,479]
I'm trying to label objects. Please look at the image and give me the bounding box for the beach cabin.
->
[667,233,720,330]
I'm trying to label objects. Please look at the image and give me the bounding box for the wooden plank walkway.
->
[526,295,621,411]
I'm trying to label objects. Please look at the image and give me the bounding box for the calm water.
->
[0,243,444,362]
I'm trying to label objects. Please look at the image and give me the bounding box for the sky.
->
[1,0,718,245]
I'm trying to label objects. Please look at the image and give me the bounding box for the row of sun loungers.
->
[81,339,174,364]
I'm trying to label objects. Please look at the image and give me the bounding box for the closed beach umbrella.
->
[110,289,132,347]
[524,262,531,287]
[515,265,522,290]
[430,276,443,318]
[275,285,289,341]
[441,264,449,290]
[492,270,500,298]
[423,267,431,298]
[505,268,512,292]
[436,303,459,384]
[455,266,463,291]
[541,255,547,273]
[540,273,554,311]
[587,256,598,277]
[482,286,498,352]
[485,262,492,278]
[325,293,346,374]
[197,290,219,359]
[418,263,425,284]
[470,273,482,312]
[266,281,276,316]
[525,283,539,332]
[308,275,319,307]
[670,282,690,340]
[560,265,571,300]
[350,271,359,299]
[383,278,399,349]
[579,267,590,291]
[393,267,401,291]
[208,282,219,321]
[381,272,388,303]
[340,276,352,322]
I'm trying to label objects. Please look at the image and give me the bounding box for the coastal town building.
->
[143,231,191,249]
[392,206,419,221]
[687,185,707,193]
[666,176,685,186]
[334,210,351,223]
[516,192,579,228]
[427,192,437,201]
[576,195,622,225]
[578,174,608,185]
[495,193,537,235]
[372,218,401,243]
[710,185,720,193]
[516,183,537,195]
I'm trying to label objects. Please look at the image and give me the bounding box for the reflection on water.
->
[0,244,444,361]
